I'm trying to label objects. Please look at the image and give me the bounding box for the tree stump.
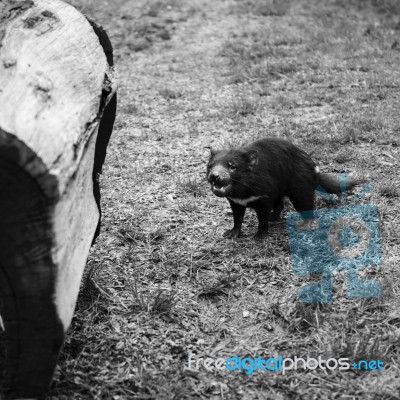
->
[0,0,117,398]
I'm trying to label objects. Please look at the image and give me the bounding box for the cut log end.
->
[0,0,117,398]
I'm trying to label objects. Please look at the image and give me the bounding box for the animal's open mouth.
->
[207,169,230,197]
[211,183,230,197]
[213,180,225,190]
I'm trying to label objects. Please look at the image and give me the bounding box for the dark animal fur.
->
[206,138,362,239]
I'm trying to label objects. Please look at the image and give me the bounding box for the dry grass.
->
[1,0,399,399]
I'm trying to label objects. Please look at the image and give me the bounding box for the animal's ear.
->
[204,146,218,158]
[245,150,258,167]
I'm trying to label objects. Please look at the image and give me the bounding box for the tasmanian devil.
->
[206,138,362,239]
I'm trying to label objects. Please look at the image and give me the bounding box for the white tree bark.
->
[0,0,117,397]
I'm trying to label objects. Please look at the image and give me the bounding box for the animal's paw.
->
[254,230,268,240]
[223,228,241,238]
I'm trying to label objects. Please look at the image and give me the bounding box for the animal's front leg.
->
[223,200,246,238]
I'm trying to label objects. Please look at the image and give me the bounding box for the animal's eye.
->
[228,162,236,170]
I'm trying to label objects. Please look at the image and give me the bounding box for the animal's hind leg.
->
[289,191,315,220]
[270,198,284,221]
[251,198,273,239]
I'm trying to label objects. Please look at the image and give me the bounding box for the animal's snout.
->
[208,167,230,189]
[209,171,222,183]
[207,165,231,197]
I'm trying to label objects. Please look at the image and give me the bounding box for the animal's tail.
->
[318,173,365,194]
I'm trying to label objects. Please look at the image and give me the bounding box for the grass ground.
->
[2,0,400,399]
